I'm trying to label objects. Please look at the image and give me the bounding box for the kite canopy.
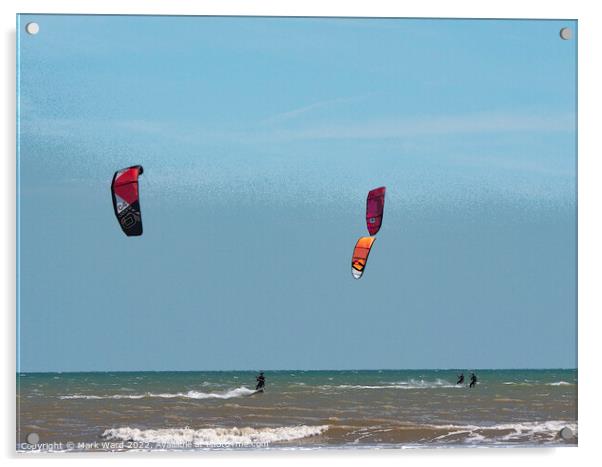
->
[111,165,144,236]
[366,186,386,236]
[351,236,376,279]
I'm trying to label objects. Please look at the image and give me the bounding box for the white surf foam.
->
[59,394,111,400]
[102,425,329,447]
[327,379,458,390]
[503,380,575,387]
[150,387,257,400]
[59,386,256,400]
[426,420,577,444]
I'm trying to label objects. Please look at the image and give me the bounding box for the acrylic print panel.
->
[16,15,577,451]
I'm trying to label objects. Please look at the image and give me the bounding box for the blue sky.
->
[17,15,576,371]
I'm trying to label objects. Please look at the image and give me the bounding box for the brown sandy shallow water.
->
[17,370,577,451]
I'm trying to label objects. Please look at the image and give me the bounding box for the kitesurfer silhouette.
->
[255,371,265,391]
[469,372,477,388]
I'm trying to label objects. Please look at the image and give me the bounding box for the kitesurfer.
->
[469,373,477,388]
[456,373,464,385]
[255,372,265,390]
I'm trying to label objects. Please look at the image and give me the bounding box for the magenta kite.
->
[366,186,386,236]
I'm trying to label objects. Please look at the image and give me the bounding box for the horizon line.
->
[16,367,578,374]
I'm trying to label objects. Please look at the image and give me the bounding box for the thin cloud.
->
[20,111,575,148]
[257,112,575,142]
[259,95,368,125]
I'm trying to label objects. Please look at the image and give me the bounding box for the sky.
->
[17,15,577,372]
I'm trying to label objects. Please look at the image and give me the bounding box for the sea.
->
[16,369,577,452]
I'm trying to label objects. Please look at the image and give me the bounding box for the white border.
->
[3,1,600,466]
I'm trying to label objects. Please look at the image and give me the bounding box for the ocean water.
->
[16,369,577,451]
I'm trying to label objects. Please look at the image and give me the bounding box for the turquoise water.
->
[17,369,577,451]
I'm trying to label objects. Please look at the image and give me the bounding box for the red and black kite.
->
[111,165,144,236]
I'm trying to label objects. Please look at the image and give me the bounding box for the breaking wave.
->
[325,379,459,390]
[59,386,256,400]
[503,381,575,387]
[426,420,577,444]
[102,425,329,447]
[546,381,573,386]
